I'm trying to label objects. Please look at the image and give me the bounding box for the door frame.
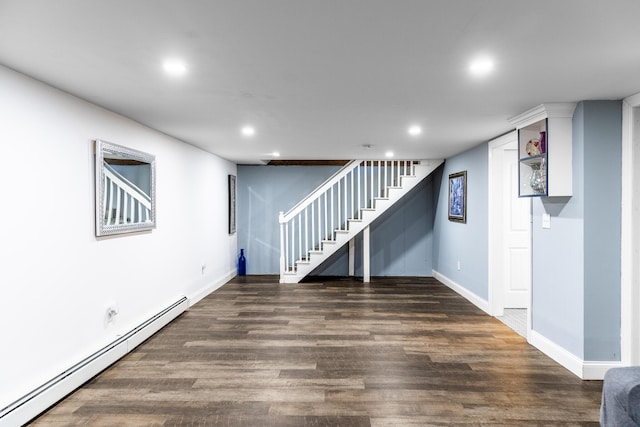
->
[621,92,640,365]
[488,131,531,334]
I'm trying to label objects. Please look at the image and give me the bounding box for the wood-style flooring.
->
[28,276,602,426]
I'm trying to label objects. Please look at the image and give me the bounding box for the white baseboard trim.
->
[0,297,189,427]
[582,361,623,380]
[432,270,491,315]
[529,330,584,378]
[431,269,620,381]
[529,330,622,380]
[188,268,236,307]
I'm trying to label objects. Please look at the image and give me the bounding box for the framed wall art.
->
[448,170,467,223]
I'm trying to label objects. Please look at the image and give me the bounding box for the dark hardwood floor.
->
[28,276,602,426]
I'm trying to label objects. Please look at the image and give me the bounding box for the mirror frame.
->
[95,139,156,236]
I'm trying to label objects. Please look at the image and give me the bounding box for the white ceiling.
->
[1,1,639,164]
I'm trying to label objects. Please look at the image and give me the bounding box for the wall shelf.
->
[509,103,576,197]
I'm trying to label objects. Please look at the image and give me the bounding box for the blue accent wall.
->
[532,101,621,361]
[432,143,489,300]
[532,105,585,358]
[237,164,438,276]
[583,101,622,360]
[236,165,341,274]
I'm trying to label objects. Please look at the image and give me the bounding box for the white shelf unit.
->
[509,103,576,197]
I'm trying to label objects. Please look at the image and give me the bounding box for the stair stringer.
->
[281,159,443,283]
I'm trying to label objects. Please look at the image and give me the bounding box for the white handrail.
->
[281,160,360,222]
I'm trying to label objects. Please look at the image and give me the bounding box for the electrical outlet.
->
[457,260,461,271]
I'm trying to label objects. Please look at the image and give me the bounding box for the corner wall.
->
[0,65,237,409]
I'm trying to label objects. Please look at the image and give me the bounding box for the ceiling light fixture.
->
[469,57,494,77]
[272,151,280,157]
[163,59,187,76]
[407,125,422,137]
[385,151,394,158]
[241,126,256,137]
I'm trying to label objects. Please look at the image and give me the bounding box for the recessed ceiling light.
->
[469,57,494,77]
[272,151,280,157]
[385,151,394,158]
[163,59,187,76]
[407,125,422,137]
[241,126,256,137]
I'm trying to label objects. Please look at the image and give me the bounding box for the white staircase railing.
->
[279,159,419,280]
[102,163,152,226]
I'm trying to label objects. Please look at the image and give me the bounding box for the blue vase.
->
[238,249,246,276]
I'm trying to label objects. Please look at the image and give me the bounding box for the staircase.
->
[279,159,443,283]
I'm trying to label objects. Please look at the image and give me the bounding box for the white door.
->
[502,147,531,308]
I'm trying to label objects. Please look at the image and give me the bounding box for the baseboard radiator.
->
[0,297,189,427]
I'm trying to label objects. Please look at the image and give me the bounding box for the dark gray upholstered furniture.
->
[601,367,640,426]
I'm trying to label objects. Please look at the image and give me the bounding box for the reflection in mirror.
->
[95,140,156,236]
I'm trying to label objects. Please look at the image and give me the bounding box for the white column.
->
[349,238,355,276]
[363,225,370,283]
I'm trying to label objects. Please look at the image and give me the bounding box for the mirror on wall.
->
[95,139,156,236]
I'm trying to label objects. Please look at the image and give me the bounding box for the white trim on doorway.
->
[487,131,531,341]
[488,131,517,316]
[621,92,640,366]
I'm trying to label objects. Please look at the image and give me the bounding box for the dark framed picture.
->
[228,174,236,234]
[448,171,467,223]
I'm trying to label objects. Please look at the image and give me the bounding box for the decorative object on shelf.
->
[529,169,544,193]
[228,174,236,234]
[529,161,546,194]
[526,138,541,156]
[448,170,467,223]
[94,139,156,237]
[238,249,246,276]
[539,131,546,154]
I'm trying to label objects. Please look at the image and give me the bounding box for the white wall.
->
[0,66,237,408]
